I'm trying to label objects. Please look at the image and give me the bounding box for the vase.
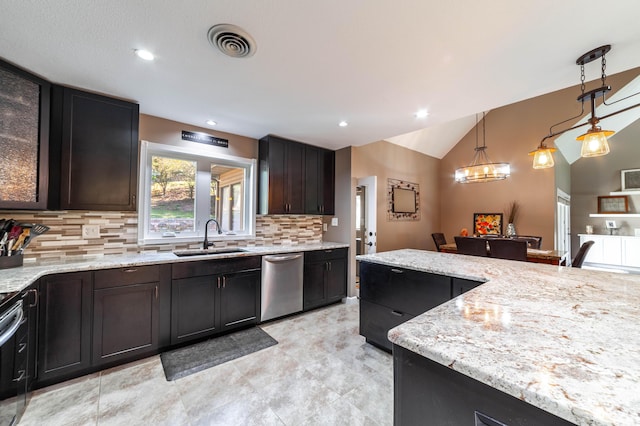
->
[506,223,516,237]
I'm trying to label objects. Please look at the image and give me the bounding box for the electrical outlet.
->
[323,223,328,232]
[82,224,100,239]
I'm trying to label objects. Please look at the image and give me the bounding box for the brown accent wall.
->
[352,140,440,252]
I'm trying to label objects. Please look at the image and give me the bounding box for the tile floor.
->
[19,300,393,426]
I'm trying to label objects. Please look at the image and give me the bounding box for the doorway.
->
[556,189,571,262]
[355,176,377,286]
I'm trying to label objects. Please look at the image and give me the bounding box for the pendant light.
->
[528,141,557,169]
[455,112,510,183]
[532,44,640,169]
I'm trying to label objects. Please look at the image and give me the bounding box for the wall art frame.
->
[473,213,503,235]
[387,178,420,221]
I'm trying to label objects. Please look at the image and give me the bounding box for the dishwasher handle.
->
[263,253,303,263]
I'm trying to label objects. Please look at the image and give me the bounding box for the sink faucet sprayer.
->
[203,218,222,249]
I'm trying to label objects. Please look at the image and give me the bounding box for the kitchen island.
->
[357,249,640,426]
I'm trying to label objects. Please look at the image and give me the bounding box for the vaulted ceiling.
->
[2,1,640,158]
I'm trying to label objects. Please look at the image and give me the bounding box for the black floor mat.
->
[160,327,278,381]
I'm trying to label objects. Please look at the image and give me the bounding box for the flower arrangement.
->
[506,201,520,224]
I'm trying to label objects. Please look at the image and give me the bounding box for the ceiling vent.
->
[207,24,256,58]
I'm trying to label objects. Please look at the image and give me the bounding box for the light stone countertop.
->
[1,242,348,294]
[356,249,640,426]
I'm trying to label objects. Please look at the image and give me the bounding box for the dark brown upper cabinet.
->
[0,59,50,210]
[49,85,139,211]
[258,135,305,214]
[305,145,335,215]
[258,135,335,215]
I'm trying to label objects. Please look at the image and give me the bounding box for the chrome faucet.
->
[203,218,222,249]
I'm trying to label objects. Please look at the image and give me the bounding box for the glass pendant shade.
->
[577,129,613,158]
[529,145,557,169]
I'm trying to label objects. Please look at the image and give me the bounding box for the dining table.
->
[439,242,567,265]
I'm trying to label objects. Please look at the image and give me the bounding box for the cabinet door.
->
[93,283,159,366]
[622,238,640,267]
[264,137,287,214]
[326,257,346,303]
[304,146,321,214]
[304,146,335,215]
[220,269,260,331]
[321,149,335,215]
[171,276,218,344]
[303,261,326,310]
[285,141,305,213]
[0,59,50,210]
[53,86,139,210]
[38,272,92,383]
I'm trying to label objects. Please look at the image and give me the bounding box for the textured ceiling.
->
[2,1,640,158]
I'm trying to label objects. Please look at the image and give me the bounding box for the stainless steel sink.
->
[173,248,247,257]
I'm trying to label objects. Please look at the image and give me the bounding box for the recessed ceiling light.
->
[206,120,217,126]
[414,109,429,119]
[134,49,155,61]
[338,121,348,127]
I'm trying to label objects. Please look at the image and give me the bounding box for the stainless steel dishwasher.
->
[261,253,303,321]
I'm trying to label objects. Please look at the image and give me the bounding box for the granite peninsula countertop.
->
[1,242,348,294]
[357,249,640,426]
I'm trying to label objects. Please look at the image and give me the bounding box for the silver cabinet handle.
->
[391,268,404,274]
[222,276,226,288]
[155,285,158,299]
[123,268,138,273]
[390,310,404,317]
[13,370,26,383]
[28,288,38,307]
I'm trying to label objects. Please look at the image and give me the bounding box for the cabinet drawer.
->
[94,265,160,289]
[360,300,413,352]
[304,247,347,263]
[171,256,261,279]
[360,262,451,316]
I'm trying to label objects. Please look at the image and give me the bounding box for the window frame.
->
[138,140,256,245]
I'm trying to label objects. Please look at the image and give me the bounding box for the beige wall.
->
[139,114,258,159]
[352,140,441,252]
[439,68,640,251]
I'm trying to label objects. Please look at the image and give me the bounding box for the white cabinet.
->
[622,238,640,267]
[579,234,640,268]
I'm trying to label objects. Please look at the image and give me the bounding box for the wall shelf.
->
[589,213,640,218]
[609,190,640,196]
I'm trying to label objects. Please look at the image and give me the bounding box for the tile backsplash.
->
[0,211,323,263]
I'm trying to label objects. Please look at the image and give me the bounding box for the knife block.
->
[0,254,23,269]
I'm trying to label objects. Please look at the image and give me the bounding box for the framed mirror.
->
[392,187,416,213]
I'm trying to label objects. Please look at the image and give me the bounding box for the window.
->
[139,141,256,244]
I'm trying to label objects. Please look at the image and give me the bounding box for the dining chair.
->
[454,236,488,257]
[488,238,528,261]
[431,233,447,251]
[513,235,542,249]
[572,240,595,268]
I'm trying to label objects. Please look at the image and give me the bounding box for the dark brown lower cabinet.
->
[394,345,575,425]
[92,283,159,366]
[37,272,92,385]
[171,275,218,344]
[171,256,261,345]
[219,269,261,331]
[359,262,452,351]
[303,248,347,311]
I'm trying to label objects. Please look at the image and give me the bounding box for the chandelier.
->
[531,44,640,169]
[455,112,510,183]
